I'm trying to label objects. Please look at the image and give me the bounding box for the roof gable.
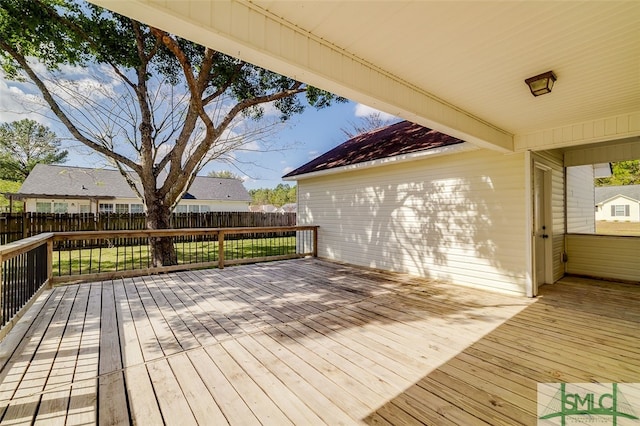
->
[17,164,251,202]
[283,121,464,179]
[595,185,640,204]
[598,194,640,205]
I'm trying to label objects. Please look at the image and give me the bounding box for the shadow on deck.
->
[0,259,637,425]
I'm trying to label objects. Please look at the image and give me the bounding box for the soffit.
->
[256,1,639,135]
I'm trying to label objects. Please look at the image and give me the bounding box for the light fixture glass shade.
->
[525,71,557,96]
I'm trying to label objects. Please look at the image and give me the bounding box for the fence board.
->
[0,212,296,245]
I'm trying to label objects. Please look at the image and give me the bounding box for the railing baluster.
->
[0,234,53,333]
[0,226,319,300]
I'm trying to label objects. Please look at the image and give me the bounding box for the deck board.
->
[0,259,637,425]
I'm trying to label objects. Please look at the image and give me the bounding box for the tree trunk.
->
[146,201,177,266]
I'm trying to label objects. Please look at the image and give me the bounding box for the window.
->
[115,203,129,214]
[53,202,68,213]
[36,202,51,213]
[566,159,639,236]
[188,205,200,213]
[611,204,630,217]
[79,204,91,213]
[200,205,210,213]
[99,203,114,213]
[175,205,188,213]
[130,204,144,213]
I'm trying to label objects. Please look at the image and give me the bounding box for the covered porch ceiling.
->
[89,1,640,153]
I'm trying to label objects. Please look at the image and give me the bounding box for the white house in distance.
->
[595,185,640,222]
[14,164,251,213]
[285,121,640,295]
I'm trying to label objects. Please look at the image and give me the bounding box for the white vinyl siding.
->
[566,234,640,282]
[564,139,640,167]
[297,149,528,295]
[566,165,595,233]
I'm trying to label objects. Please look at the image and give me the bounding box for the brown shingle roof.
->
[283,121,464,178]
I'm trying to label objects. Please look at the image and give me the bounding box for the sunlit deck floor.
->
[0,259,638,425]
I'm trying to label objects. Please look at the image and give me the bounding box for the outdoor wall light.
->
[525,71,557,97]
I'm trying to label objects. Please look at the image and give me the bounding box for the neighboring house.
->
[13,164,251,213]
[277,203,297,213]
[248,203,296,213]
[595,185,640,222]
[285,121,640,296]
[249,204,278,213]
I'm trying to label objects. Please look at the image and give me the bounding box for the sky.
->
[0,70,397,190]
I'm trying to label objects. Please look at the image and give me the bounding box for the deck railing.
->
[0,233,53,333]
[0,226,317,335]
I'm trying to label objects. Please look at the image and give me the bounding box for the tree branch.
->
[202,62,244,106]
[132,21,157,180]
[178,83,307,192]
[149,27,216,195]
[32,0,137,89]
[0,37,141,173]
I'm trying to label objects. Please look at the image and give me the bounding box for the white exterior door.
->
[533,165,551,294]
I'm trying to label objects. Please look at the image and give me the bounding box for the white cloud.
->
[1,62,124,129]
[307,150,319,160]
[26,62,122,108]
[354,103,396,121]
[0,79,51,124]
[282,166,294,174]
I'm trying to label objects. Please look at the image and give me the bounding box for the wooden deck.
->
[0,259,637,425]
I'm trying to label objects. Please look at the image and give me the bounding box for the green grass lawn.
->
[596,221,640,236]
[53,236,297,276]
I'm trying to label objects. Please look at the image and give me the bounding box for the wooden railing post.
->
[46,237,53,288]
[22,213,28,239]
[218,231,225,269]
[0,253,3,324]
[313,227,318,257]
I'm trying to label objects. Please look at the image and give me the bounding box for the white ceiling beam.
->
[515,111,640,152]
[88,0,514,152]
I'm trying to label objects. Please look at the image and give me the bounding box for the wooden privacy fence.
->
[0,225,317,338]
[0,212,296,245]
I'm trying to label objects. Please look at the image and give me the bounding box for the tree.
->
[207,170,243,180]
[0,0,342,265]
[249,184,296,207]
[595,160,640,186]
[0,119,68,181]
[340,112,395,139]
[0,178,22,212]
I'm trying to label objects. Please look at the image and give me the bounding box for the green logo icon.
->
[538,383,640,426]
